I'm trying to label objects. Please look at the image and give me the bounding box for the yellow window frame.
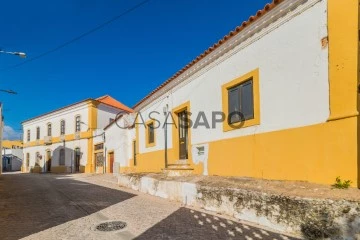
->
[145,119,156,148]
[222,68,260,132]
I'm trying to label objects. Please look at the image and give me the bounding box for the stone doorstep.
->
[117,173,360,239]
[162,165,194,177]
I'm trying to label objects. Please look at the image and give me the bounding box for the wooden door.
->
[75,148,80,172]
[178,110,189,159]
[109,152,114,173]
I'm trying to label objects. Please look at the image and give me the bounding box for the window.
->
[47,123,52,136]
[95,143,104,151]
[27,130,30,142]
[228,79,254,124]
[146,121,156,147]
[222,69,260,132]
[75,116,81,132]
[36,127,40,140]
[59,148,65,165]
[60,120,65,135]
[26,153,30,167]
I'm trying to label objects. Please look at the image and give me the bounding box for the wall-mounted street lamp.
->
[0,50,26,58]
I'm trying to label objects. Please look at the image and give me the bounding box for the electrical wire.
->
[0,0,151,72]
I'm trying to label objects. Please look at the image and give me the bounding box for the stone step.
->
[167,163,191,169]
[162,166,194,177]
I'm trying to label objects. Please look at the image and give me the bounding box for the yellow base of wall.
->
[132,117,359,188]
[51,166,68,173]
[30,166,42,173]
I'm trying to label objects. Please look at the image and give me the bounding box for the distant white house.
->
[99,114,135,174]
[22,95,133,174]
[2,148,23,172]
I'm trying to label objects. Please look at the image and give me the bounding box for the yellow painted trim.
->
[2,140,23,149]
[51,166,68,173]
[327,112,359,122]
[171,101,191,162]
[86,100,99,173]
[145,119,156,148]
[88,100,98,131]
[222,68,260,132]
[132,118,358,187]
[23,132,91,147]
[327,0,359,121]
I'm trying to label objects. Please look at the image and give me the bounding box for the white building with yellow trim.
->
[0,102,3,174]
[109,0,360,188]
[22,95,132,173]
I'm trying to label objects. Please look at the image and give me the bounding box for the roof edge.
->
[132,0,284,110]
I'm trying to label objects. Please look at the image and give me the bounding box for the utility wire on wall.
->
[0,0,151,72]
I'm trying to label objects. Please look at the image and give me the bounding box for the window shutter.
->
[241,80,254,120]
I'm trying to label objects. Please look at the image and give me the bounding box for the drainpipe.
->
[163,104,169,168]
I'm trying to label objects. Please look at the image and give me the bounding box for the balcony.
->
[44,136,52,145]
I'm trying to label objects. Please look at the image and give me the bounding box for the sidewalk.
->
[118,173,360,239]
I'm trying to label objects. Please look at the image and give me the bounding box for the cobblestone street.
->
[0,173,299,240]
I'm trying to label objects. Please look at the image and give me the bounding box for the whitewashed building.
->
[2,148,23,172]
[0,103,3,174]
[22,95,132,173]
[110,0,360,187]
[100,114,135,174]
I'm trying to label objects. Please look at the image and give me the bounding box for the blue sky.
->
[0,0,270,139]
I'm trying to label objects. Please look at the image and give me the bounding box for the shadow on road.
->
[0,173,136,240]
[135,207,300,240]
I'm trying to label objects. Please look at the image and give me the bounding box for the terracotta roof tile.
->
[133,0,283,109]
[96,95,134,113]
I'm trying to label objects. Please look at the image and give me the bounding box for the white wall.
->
[137,0,329,154]
[104,116,135,171]
[23,139,88,172]
[23,102,89,143]
[97,104,120,130]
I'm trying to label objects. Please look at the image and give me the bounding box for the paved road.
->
[0,173,300,240]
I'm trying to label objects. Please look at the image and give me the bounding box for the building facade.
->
[102,114,135,174]
[0,103,3,174]
[2,140,23,172]
[2,148,23,172]
[22,95,132,173]
[111,0,360,187]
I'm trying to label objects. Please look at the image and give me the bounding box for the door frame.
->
[172,101,191,162]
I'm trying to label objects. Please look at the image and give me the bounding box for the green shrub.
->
[332,177,352,189]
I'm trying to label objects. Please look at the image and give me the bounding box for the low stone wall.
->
[118,174,360,239]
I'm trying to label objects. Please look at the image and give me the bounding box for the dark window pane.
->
[228,86,240,124]
[148,123,154,144]
[241,80,254,120]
